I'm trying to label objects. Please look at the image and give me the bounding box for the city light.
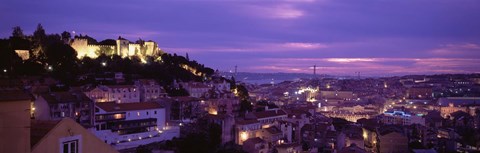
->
[240,131,248,141]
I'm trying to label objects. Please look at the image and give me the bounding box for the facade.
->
[71,37,160,59]
[0,90,32,153]
[236,120,262,144]
[246,110,288,128]
[93,102,167,149]
[243,137,269,153]
[35,92,94,127]
[135,79,168,102]
[206,97,240,116]
[380,110,425,126]
[84,85,140,103]
[15,50,30,60]
[406,87,433,99]
[31,118,118,153]
[275,143,302,153]
[180,82,210,98]
[319,90,356,100]
[378,131,408,153]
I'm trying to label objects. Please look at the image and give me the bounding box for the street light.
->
[101,62,107,67]
[3,69,6,73]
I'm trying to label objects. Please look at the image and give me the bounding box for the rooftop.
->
[96,102,163,112]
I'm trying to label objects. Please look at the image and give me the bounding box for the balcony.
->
[95,113,126,122]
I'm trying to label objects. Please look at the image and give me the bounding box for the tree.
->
[95,46,114,56]
[32,23,47,60]
[11,26,24,38]
[61,31,71,42]
[44,42,78,84]
[33,24,46,41]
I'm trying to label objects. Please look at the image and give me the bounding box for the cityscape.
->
[1,1,480,153]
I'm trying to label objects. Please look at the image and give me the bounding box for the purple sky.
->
[1,0,480,76]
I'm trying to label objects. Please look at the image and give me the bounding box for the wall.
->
[0,99,31,153]
[31,118,118,153]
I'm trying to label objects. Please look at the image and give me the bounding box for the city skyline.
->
[2,0,480,75]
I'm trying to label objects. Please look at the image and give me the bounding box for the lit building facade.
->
[93,102,168,149]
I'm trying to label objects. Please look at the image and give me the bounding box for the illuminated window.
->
[137,112,140,116]
[114,114,123,119]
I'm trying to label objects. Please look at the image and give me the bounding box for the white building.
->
[381,110,425,126]
[85,85,140,103]
[93,102,174,150]
[181,82,210,98]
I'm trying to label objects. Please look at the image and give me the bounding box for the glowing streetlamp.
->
[101,62,107,67]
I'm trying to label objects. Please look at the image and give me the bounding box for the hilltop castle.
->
[70,36,161,59]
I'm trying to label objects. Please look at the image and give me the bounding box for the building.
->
[84,85,140,103]
[170,97,203,121]
[275,143,301,153]
[380,110,425,126]
[438,97,480,117]
[204,114,236,144]
[31,118,118,153]
[35,92,94,127]
[406,87,433,99]
[256,126,283,146]
[15,50,30,60]
[135,79,168,102]
[363,125,408,153]
[180,81,210,98]
[71,36,160,59]
[319,90,356,101]
[236,119,262,144]
[338,144,366,153]
[377,128,408,153]
[245,110,288,128]
[0,90,32,153]
[242,137,268,153]
[93,102,169,149]
[206,97,240,116]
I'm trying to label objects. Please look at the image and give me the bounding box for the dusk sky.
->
[1,0,480,76]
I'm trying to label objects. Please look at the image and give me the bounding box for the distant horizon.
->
[2,0,480,75]
[222,71,480,78]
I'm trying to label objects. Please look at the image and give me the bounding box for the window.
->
[154,111,157,115]
[147,111,149,115]
[60,135,81,153]
[63,140,78,153]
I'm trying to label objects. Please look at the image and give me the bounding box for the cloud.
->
[244,4,305,19]
[283,42,327,49]
[163,42,328,53]
[430,43,480,56]
[249,57,480,75]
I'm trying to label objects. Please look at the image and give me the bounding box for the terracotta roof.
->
[40,92,91,104]
[265,126,282,134]
[96,102,163,112]
[236,119,259,125]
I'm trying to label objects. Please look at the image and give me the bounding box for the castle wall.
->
[72,38,159,59]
